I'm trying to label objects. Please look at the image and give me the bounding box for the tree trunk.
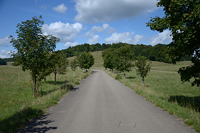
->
[54,72,57,82]
[142,77,145,86]
[33,75,37,97]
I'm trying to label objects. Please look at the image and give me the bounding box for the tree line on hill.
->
[63,42,191,63]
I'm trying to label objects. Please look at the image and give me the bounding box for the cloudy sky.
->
[0,0,172,58]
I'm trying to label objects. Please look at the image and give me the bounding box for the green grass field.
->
[106,61,200,132]
[0,65,90,133]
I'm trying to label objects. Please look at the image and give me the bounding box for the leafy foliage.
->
[147,0,200,86]
[113,45,134,74]
[135,56,151,86]
[102,45,134,76]
[102,49,115,70]
[77,52,94,71]
[49,51,68,82]
[10,16,60,96]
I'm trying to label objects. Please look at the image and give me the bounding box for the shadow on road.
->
[168,95,200,112]
[18,114,57,133]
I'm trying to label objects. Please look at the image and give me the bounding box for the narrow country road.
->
[18,70,195,133]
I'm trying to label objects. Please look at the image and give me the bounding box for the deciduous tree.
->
[102,49,115,71]
[49,51,68,82]
[77,52,94,72]
[147,0,200,86]
[113,45,134,77]
[135,56,151,86]
[10,16,59,96]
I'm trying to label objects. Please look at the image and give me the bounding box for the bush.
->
[115,74,122,80]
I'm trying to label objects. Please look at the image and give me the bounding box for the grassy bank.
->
[0,66,91,133]
[106,61,200,132]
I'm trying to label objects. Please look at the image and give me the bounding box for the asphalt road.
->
[19,70,196,133]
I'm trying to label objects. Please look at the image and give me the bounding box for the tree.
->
[102,49,115,71]
[77,52,94,72]
[135,56,151,86]
[70,58,78,71]
[113,45,134,77]
[49,51,68,82]
[147,0,200,86]
[10,16,59,96]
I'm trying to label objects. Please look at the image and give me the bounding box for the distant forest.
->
[63,43,190,63]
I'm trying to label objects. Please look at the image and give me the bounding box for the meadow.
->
[0,65,90,133]
[107,61,200,132]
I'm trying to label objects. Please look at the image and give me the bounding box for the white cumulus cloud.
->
[53,4,67,13]
[89,24,114,34]
[150,30,172,45]
[88,35,100,44]
[64,42,79,47]
[42,22,83,43]
[0,50,11,58]
[133,35,143,44]
[0,36,11,47]
[75,0,157,23]
[105,32,143,44]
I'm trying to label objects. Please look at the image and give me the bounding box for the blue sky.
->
[0,0,172,58]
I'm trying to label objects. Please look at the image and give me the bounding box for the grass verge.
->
[0,66,91,133]
[106,61,200,133]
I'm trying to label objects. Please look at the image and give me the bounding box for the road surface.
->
[18,70,195,133]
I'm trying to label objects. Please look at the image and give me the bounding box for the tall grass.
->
[0,66,91,133]
[107,61,200,133]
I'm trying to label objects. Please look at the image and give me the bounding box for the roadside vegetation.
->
[0,65,91,133]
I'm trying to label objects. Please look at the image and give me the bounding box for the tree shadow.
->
[0,107,52,133]
[18,114,57,133]
[126,76,136,79]
[45,81,67,85]
[60,83,79,91]
[40,89,58,96]
[168,95,200,112]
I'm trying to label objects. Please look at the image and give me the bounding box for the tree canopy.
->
[113,45,134,74]
[102,45,134,76]
[77,52,94,71]
[49,51,68,82]
[147,0,200,86]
